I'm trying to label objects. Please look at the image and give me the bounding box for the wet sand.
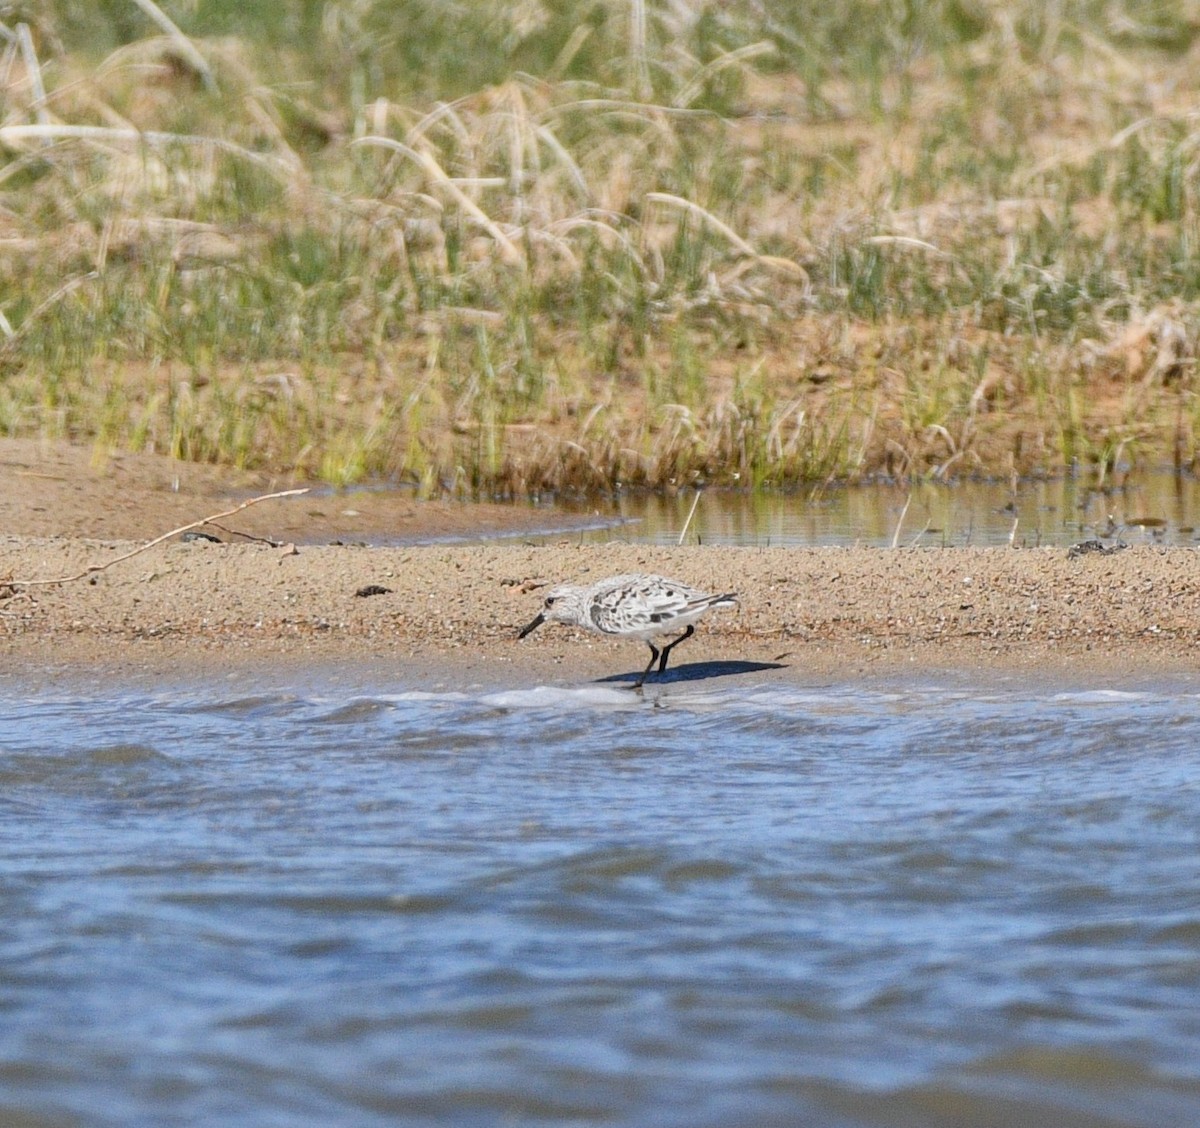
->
[1,438,1198,691]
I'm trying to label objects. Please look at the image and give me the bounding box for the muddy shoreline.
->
[4,537,1199,693]
[2,439,1198,691]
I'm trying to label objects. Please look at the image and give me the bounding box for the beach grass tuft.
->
[4,3,1200,493]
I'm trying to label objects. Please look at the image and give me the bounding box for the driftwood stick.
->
[201,520,283,547]
[10,487,309,588]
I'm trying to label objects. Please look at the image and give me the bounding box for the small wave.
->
[479,685,643,710]
[1051,689,1162,704]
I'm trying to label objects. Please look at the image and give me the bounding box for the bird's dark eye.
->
[545,596,557,607]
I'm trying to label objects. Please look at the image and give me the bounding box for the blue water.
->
[2,677,1199,1127]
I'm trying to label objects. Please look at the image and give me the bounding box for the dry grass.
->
[3,2,1200,494]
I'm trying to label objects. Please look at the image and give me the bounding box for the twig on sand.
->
[10,488,308,588]
[201,520,284,547]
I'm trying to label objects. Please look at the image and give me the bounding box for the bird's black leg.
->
[633,643,661,689]
[656,624,695,672]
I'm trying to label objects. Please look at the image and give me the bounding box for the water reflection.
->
[545,473,1200,548]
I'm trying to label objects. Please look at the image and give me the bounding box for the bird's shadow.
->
[597,659,787,687]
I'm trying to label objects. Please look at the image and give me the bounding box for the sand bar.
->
[1,439,1197,691]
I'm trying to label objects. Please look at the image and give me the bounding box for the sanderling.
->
[518,573,738,688]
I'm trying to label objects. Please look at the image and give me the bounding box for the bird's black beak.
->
[517,612,545,639]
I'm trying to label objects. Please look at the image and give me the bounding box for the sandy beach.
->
[2,438,1198,691]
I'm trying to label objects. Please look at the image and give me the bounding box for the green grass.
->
[4,1,1200,493]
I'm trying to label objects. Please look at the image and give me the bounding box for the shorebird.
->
[517,573,738,688]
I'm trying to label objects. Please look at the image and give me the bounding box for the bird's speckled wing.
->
[586,574,708,634]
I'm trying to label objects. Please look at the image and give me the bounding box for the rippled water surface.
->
[3,677,1200,1127]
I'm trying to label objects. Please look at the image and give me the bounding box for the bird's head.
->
[517,583,586,638]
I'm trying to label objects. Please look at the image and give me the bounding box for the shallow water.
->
[2,676,1199,1127]
[522,472,1200,549]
